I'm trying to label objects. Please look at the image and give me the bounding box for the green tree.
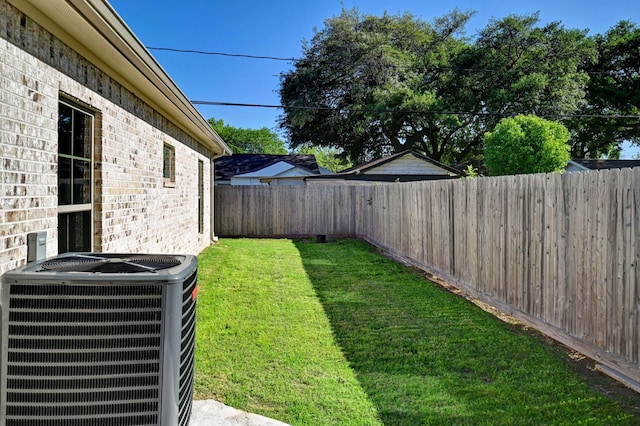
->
[450,14,595,161]
[484,115,570,176]
[279,9,594,165]
[279,8,472,164]
[568,21,640,159]
[292,144,353,172]
[208,118,287,154]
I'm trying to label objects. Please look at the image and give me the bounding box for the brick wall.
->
[0,1,214,274]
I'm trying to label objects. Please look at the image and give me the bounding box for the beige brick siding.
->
[1,1,214,274]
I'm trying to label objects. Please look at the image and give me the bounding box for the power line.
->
[190,100,640,120]
[192,101,284,109]
[147,46,296,62]
[148,45,618,76]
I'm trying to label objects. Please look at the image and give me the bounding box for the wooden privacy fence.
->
[214,168,640,389]
[214,185,359,237]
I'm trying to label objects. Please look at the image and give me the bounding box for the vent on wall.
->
[0,253,198,426]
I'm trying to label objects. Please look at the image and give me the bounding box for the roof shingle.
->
[214,154,321,180]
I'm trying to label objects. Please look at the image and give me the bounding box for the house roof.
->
[302,150,460,183]
[342,150,461,175]
[334,150,460,176]
[10,0,231,157]
[568,159,640,171]
[214,154,322,180]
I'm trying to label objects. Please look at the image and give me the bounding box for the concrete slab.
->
[189,400,290,426]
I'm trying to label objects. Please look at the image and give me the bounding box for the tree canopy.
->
[279,8,474,164]
[292,144,353,172]
[208,118,287,154]
[279,8,638,165]
[484,115,570,176]
[566,21,640,158]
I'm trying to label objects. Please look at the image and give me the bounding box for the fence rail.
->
[214,169,640,389]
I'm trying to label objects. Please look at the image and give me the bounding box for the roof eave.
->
[567,159,591,171]
[10,0,232,156]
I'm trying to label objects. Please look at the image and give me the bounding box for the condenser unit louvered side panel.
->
[3,282,164,426]
[0,253,198,426]
[178,271,197,426]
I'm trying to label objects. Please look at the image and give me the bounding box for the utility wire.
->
[148,45,623,76]
[147,46,296,61]
[155,47,637,120]
[191,100,640,120]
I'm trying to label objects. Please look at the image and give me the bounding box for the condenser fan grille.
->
[38,254,183,273]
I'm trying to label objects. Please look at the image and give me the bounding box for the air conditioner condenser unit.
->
[0,253,198,426]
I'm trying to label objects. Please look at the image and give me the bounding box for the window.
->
[198,160,204,233]
[58,100,93,253]
[163,143,175,186]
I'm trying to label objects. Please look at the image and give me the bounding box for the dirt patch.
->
[563,349,640,417]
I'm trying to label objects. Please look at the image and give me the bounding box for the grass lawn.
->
[195,238,639,425]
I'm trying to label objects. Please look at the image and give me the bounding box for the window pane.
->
[58,211,91,253]
[58,157,71,205]
[73,160,91,204]
[163,144,175,181]
[75,210,92,251]
[163,145,171,179]
[198,160,204,233]
[73,109,92,159]
[58,213,68,254]
[58,103,72,155]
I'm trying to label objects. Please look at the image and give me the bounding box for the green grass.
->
[195,238,380,424]
[195,238,639,425]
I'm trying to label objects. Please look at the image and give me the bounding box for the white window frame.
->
[57,99,94,252]
[163,142,176,187]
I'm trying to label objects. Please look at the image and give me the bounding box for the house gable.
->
[234,161,310,178]
[363,152,454,175]
[214,154,322,185]
[230,161,317,185]
[305,150,460,184]
[344,150,460,176]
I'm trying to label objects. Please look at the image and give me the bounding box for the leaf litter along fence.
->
[214,168,640,390]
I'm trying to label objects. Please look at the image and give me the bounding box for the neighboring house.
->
[566,159,640,172]
[0,0,232,273]
[214,154,327,185]
[304,150,461,184]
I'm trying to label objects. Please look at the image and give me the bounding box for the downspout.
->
[210,152,227,244]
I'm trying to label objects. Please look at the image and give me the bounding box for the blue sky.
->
[108,0,640,158]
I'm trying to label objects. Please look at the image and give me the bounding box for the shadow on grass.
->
[294,239,640,426]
